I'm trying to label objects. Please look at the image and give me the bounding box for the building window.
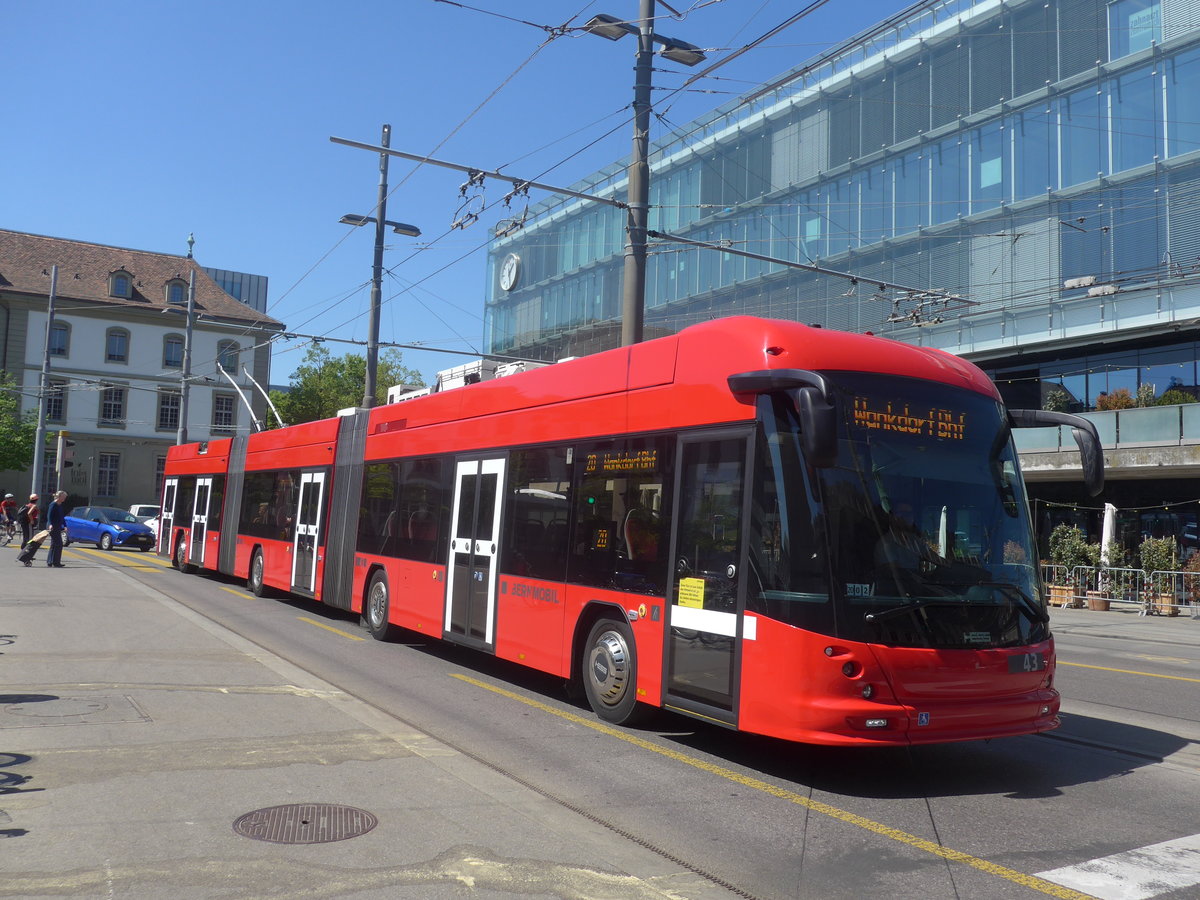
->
[166,279,187,304]
[97,452,120,498]
[109,271,133,299]
[155,456,167,500]
[217,340,239,373]
[105,328,130,363]
[100,385,127,426]
[49,321,70,357]
[163,334,184,368]
[1109,0,1160,60]
[40,449,57,497]
[212,393,236,435]
[46,379,67,423]
[157,389,181,431]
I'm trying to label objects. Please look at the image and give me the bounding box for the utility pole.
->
[31,264,58,495]
[363,123,391,409]
[177,269,195,445]
[620,0,655,348]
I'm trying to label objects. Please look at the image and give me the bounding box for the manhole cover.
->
[233,804,378,844]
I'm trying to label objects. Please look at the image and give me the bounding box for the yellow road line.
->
[219,585,250,599]
[66,546,166,571]
[452,673,1096,900]
[297,616,365,642]
[1058,660,1200,683]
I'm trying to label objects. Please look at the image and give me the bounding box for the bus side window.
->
[502,446,571,581]
[568,437,672,596]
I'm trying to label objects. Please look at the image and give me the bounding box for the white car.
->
[129,504,160,523]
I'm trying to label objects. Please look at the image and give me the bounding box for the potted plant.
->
[1086,540,1114,611]
[1047,524,1090,607]
[1139,536,1179,616]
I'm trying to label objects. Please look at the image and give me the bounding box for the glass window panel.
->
[1109,0,1161,60]
[49,322,69,356]
[1111,66,1161,173]
[932,138,967,223]
[971,124,1007,213]
[860,165,891,246]
[1141,344,1197,401]
[164,336,183,368]
[826,177,856,256]
[894,151,928,236]
[157,390,180,431]
[1060,87,1103,188]
[1168,48,1200,157]
[1089,352,1139,407]
[106,329,128,363]
[1016,107,1056,199]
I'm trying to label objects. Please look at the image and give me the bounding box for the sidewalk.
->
[0,545,726,899]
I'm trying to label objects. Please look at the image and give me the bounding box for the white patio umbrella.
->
[1100,502,1117,566]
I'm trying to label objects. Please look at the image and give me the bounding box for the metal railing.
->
[1039,564,1200,617]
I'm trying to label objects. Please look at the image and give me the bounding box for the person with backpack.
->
[18,494,39,546]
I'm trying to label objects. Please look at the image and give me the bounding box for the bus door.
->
[664,433,752,724]
[444,456,506,649]
[291,471,325,594]
[159,478,178,555]
[189,477,212,565]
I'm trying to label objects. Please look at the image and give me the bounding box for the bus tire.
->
[582,617,650,725]
[248,549,270,597]
[174,536,193,573]
[365,571,397,641]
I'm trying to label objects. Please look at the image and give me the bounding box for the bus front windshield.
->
[751,373,1046,650]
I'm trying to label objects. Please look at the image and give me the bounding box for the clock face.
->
[500,253,521,291]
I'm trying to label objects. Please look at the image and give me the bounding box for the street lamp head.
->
[388,221,421,237]
[339,213,372,227]
[584,13,637,40]
[658,39,705,66]
[340,213,420,237]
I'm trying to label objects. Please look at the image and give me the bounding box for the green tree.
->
[269,345,424,426]
[0,373,38,472]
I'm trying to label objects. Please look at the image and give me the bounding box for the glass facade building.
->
[483,0,1200,554]
[485,0,1200,410]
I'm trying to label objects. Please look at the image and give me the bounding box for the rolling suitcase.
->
[17,529,49,567]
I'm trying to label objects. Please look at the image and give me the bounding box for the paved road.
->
[3,543,1199,899]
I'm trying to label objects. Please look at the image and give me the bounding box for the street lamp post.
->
[341,124,421,409]
[585,2,704,347]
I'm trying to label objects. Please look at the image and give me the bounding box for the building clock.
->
[499,253,521,291]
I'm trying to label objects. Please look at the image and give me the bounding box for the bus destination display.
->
[852,397,966,441]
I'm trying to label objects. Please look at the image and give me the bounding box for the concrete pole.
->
[363,123,391,409]
[620,0,655,347]
[177,269,195,445]
[31,265,58,494]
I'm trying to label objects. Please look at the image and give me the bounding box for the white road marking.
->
[1036,834,1200,899]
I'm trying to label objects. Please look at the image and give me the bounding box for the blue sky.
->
[4,0,900,385]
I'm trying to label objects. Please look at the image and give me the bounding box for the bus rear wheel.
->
[365,571,396,641]
[582,617,650,725]
[248,549,269,597]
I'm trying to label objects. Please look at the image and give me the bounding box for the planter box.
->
[1049,584,1078,608]
[1086,591,1111,611]
[1154,592,1180,617]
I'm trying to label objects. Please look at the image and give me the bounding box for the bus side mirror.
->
[793,387,837,469]
[1009,408,1104,497]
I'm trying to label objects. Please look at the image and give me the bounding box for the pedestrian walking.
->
[45,490,67,568]
[17,493,39,546]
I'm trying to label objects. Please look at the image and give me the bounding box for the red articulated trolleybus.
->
[160,317,1103,746]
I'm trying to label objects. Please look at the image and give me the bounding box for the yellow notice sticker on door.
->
[677,577,706,609]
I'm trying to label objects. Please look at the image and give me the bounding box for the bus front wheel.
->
[248,549,269,597]
[582,618,650,725]
[365,571,396,641]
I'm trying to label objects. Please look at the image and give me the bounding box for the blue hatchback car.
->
[65,506,157,552]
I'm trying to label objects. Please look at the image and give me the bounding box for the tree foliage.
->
[0,374,38,473]
[268,345,423,426]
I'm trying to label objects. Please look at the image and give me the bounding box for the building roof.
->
[0,229,283,330]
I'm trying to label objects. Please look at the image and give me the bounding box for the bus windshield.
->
[752,372,1045,650]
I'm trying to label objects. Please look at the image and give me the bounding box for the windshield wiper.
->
[974,581,1049,624]
[864,599,955,624]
